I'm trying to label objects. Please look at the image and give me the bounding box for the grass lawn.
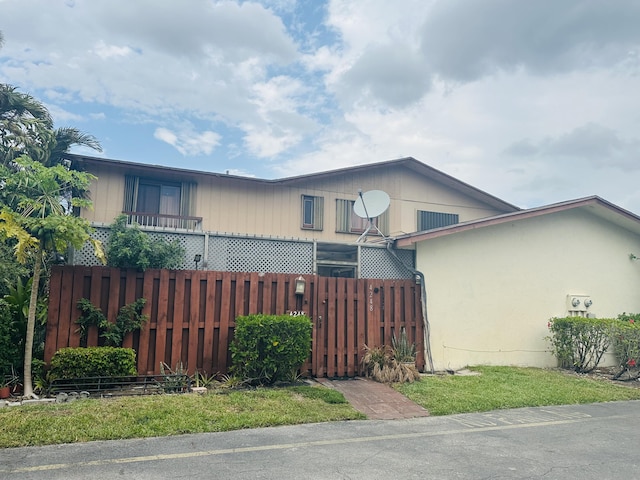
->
[3,366,640,448]
[0,385,365,448]
[397,365,640,416]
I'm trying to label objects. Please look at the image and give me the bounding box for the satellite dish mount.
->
[353,190,390,243]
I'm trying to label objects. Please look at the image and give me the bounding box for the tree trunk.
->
[22,246,43,399]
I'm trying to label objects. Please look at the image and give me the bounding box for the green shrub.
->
[230,314,312,385]
[106,214,185,270]
[3,277,48,374]
[0,300,21,377]
[49,347,137,380]
[547,316,614,373]
[611,314,640,379]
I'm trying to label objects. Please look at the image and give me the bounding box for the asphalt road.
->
[1,401,638,479]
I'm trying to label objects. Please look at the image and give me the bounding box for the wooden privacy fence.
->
[45,266,424,377]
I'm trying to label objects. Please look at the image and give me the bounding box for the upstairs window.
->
[123,175,199,230]
[417,210,459,231]
[137,181,181,217]
[336,199,388,235]
[301,195,324,230]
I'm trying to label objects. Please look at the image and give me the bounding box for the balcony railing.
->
[122,211,203,231]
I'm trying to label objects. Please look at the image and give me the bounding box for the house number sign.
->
[369,284,374,312]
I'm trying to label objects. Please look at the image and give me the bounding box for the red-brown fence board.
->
[121,269,137,349]
[45,266,423,377]
[202,272,216,375]
[187,271,201,374]
[137,271,154,373]
[44,267,62,362]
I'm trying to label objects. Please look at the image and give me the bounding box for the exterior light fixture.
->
[295,275,306,295]
[194,254,202,270]
[51,252,66,265]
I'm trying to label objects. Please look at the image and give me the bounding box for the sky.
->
[1,0,640,213]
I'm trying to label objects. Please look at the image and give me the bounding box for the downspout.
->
[386,240,434,373]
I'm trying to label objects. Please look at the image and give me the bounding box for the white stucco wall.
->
[414,208,640,371]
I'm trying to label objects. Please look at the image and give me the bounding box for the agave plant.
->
[392,327,416,363]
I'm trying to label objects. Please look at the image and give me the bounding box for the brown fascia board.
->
[66,154,518,212]
[395,196,640,247]
[65,153,268,186]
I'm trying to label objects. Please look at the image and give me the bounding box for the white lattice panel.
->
[209,236,313,274]
[360,246,414,279]
[71,226,111,266]
[146,231,197,270]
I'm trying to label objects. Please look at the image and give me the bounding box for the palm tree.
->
[0,84,54,166]
[47,127,102,167]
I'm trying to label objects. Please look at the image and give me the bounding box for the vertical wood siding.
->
[45,266,424,376]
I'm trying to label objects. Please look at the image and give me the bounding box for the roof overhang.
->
[65,154,519,213]
[277,156,519,212]
[395,196,640,247]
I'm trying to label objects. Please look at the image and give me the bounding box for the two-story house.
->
[53,153,640,372]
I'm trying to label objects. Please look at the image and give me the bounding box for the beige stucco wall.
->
[414,208,640,371]
[82,162,507,242]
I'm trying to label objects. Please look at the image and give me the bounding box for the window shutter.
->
[180,181,196,217]
[377,209,389,235]
[314,196,324,230]
[417,211,459,231]
[336,199,351,232]
[123,175,139,212]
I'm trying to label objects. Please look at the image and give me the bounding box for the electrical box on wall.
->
[566,294,593,317]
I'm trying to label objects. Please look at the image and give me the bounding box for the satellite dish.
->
[353,190,390,242]
[353,190,390,219]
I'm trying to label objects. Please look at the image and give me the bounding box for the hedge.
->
[230,314,312,385]
[547,316,614,373]
[49,347,137,380]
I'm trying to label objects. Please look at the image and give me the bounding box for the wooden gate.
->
[45,266,424,377]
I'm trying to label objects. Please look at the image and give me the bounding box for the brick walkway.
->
[316,377,429,420]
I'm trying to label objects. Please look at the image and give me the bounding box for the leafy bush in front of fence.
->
[611,314,640,379]
[49,347,137,380]
[106,214,185,270]
[76,298,147,347]
[547,317,614,373]
[230,314,312,385]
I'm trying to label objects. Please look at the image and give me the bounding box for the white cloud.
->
[338,43,431,108]
[154,128,221,156]
[243,125,301,158]
[3,0,640,214]
[46,104,84,123]
[154,128,178,146]
[91,41,133,60]
[420,0,640,81]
